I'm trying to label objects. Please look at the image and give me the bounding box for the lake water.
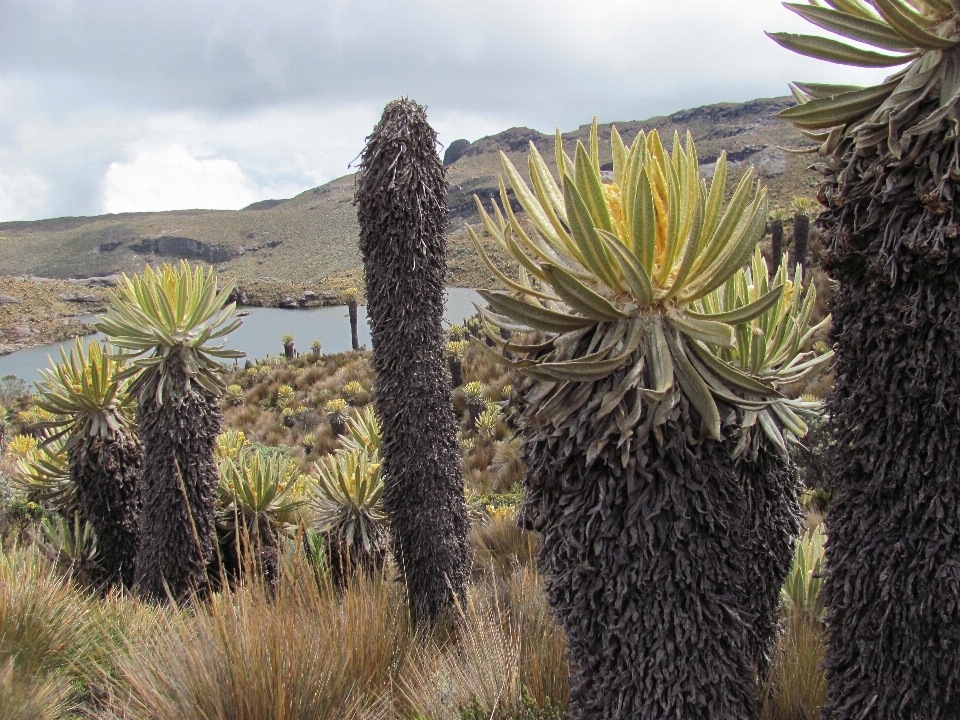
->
[0,287,483,385]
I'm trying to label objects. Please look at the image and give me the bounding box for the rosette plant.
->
[308,449,388,588]
[217,448,305,586]
[32,338,143,589]
[770,3,960,716]
[11,433,76,516]
[96,261,243,602]
[468,121,802,718]
[697,248,833,675]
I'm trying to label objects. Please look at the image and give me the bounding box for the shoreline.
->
[0,274,361,356]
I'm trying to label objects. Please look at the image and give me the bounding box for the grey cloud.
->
[1,0,786,127]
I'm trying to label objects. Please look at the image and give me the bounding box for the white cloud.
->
[1,0,904,220]
[0,164,48,222]
[101,145,262,213]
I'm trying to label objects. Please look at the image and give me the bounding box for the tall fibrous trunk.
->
[771,218,784,274]
[734,445,801,678]
[818,127,960,717]
[354,98,469,624]
[134,356,222,602]
[71,432,143,590]
[769,4,960,714]
[348,298,360,351]
[793,211,809,268]
[519,375,758,719]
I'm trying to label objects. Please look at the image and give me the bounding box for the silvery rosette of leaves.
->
[32,337,136,452]
[767,0,960,158]
[308,449,387,555]
[696,248,835,457]
[218,448,306,531]
[10,433,77,514]
[96,261,244,401]
[466,120,814,463]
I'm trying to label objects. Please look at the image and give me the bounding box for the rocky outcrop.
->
[443,139,471,166]
[130,236,237,263]
[58,293,100,303]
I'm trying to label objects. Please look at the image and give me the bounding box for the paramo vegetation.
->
[3,2,959,716]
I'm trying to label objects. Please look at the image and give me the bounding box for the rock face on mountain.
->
[443,139,470,166]
[0,96,815,289]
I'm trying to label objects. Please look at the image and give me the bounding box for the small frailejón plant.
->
[310,449,388,587]
[468,120,803,719]
[697,248,833,675]
[32,338,143,589]
[97,261,243,602]
[309,406,388,587]
[325,398,350,437]
[770,3,960,717]
[217,446,305,586]
[355,98,469,625]
[11,433,77,517]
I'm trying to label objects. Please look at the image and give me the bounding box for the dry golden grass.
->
[760,612,828,720]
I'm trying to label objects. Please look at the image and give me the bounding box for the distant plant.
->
[462,381,485,427]
[768,207,790,275]
[325,399,350,437]
[345,288,360,351]
[275,385,295,410]
[338,405,381,458]
[224,384,244,406]
[342,381,365,406]
[5,434,38,459]
[282,334,295,359]
[10,434,76,515]
[782,526,826,623]
[446,340,469,387]
[0,375,27,405]
[475,405,502,439]
[311,340,323,359]
[790,197,816,268]
[215,429,249,461]
[97,261,243,602]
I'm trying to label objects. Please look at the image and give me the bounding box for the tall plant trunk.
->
[519,389,756,719]
[283,341,295,358]
[817,119,960,718]
[448,356,463,387]
[134,356,222,602]
[348,299,360,351]
[793,212,809,267]
[354,98,469,624]
[771,219,784,274]
[735,444,801,678]
[72,432,143,590]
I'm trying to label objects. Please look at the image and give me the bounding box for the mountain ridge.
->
[0,95,817,295]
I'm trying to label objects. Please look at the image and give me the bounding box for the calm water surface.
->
[0,287,482,385]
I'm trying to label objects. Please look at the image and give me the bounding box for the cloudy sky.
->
[0,0,892,222]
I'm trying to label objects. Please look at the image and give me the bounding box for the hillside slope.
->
[0,96,816,293]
